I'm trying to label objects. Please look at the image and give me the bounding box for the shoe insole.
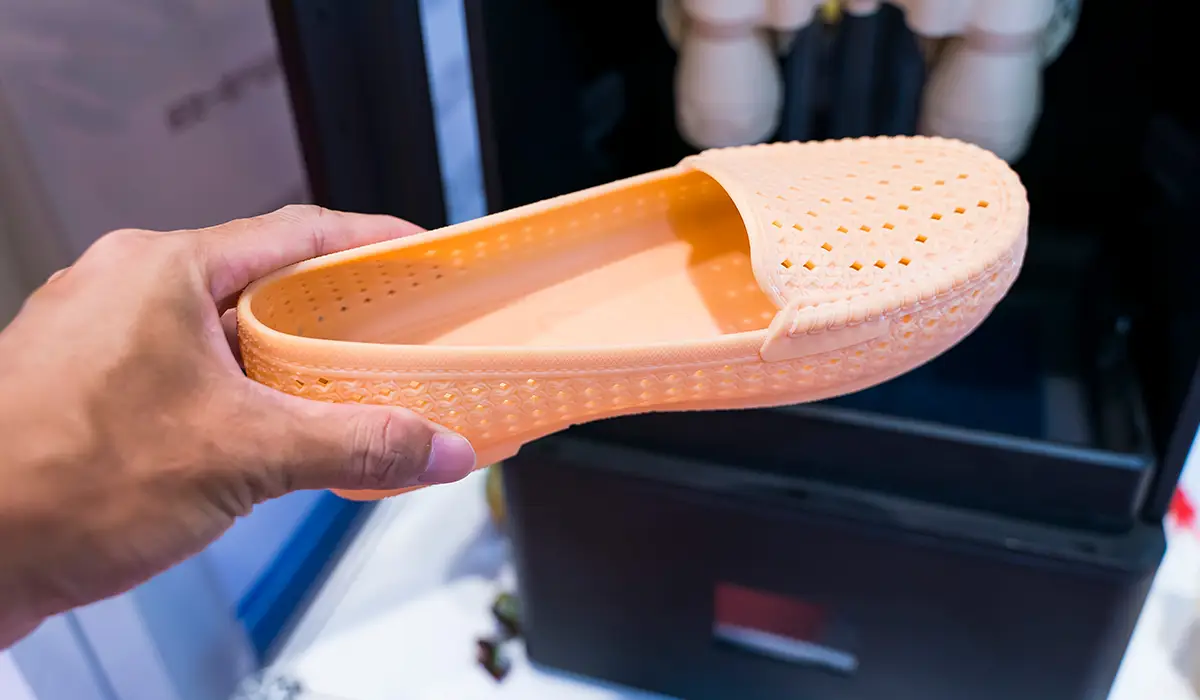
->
[269,170,776,349]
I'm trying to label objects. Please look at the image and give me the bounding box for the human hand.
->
[0,205,476,647]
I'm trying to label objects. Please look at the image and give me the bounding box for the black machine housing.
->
[271,1,1195,697]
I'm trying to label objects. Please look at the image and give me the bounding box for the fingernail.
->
[418,432,477,484]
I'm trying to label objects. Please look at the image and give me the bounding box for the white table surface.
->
[262,470,1200,700]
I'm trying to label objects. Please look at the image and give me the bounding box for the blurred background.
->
[1,0,1195,699]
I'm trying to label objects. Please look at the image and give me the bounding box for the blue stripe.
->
[237,491,373,658]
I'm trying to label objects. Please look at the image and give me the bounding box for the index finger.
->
[200,205,426,301]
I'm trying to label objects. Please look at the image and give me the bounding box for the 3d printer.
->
[269,1,1191,697]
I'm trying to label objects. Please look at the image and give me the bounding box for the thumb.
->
[238,389,477,493]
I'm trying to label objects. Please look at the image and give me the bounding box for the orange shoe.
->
[239,136,1027,500]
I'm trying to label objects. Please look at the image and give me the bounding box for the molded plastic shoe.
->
[239,136,1028,500]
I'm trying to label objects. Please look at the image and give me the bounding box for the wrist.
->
[0,454,54,649]
[0,379,74,648]
[0,461,50,648]
[0,581,43,649]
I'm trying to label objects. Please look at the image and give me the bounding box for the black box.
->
[505,437,1163,700]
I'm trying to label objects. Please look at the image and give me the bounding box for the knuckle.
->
[350,412,428,488]
[274,203,333,255]
[77,228,172,274]
[88,227,192,266]
[36,267,71,292]
[275,203,328,224]
[92,227,149,253]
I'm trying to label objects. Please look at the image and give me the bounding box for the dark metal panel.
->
[271,0,447,229]
[461,0,503,214]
